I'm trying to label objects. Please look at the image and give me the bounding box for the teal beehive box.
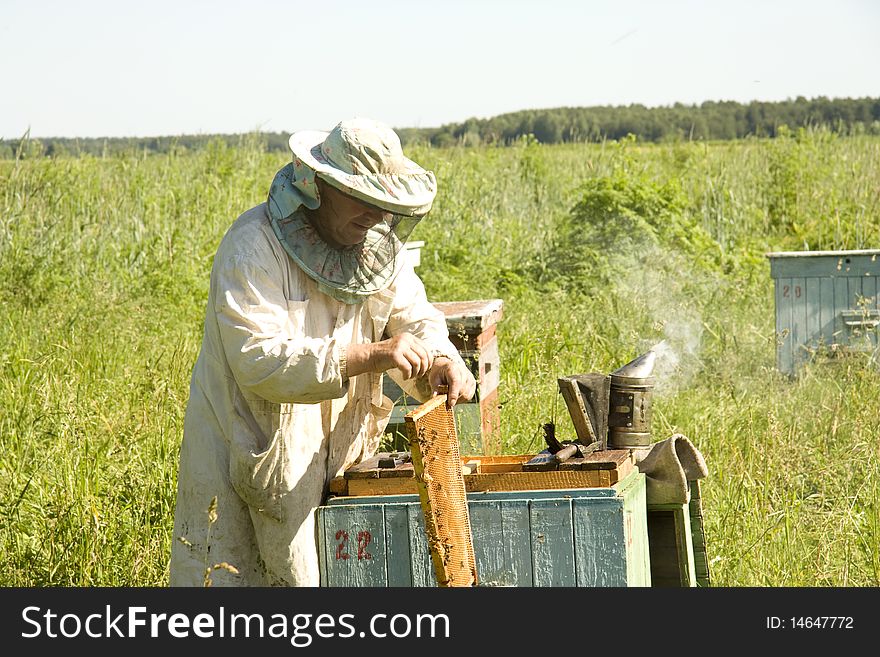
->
[767,250,880,375]
[316,470,650,587]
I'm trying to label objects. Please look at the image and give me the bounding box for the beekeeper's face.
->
[313,179,393,248]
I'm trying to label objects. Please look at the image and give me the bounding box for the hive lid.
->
[766,249,880,258]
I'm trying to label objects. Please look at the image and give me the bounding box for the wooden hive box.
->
[317,469,650,587]
[384,298,504,454]
[767,249,879,375]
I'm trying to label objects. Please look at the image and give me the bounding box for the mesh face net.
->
[405,396,478,587]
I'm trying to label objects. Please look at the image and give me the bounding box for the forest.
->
[2,96,878,158]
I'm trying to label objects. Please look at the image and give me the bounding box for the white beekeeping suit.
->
[169,119,473,586]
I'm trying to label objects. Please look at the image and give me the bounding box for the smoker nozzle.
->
[610,349,657,379]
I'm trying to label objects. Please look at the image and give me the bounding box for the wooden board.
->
[338,451,633,497]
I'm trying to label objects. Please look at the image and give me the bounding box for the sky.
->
[1,0,878,139]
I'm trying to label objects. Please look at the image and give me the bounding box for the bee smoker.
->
[557,349,657,451]
[607,350,656,449]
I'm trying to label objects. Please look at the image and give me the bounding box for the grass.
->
[1,129,879,585]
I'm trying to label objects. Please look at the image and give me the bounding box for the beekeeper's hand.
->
[345,333,433,380]
[428,356,476,409]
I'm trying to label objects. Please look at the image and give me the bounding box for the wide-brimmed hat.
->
[288,118,437,216]
[266,118,434,304]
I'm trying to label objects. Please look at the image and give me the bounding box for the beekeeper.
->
[170,118,476,586]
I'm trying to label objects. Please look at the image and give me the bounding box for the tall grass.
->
[1,129,878,585]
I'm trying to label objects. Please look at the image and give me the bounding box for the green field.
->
[1,129,879,586]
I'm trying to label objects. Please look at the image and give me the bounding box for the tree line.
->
[398,96,880,146]
[3,96,879,158]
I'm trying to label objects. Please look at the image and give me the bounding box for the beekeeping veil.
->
[267,118,437,304]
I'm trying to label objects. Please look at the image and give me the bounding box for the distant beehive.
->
[384,299,503,454]
[767,249,879,375]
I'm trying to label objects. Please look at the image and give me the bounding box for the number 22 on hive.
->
[335,529,373,560]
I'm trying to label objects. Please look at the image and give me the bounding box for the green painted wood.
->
[318,472,649,587]
[384,504,412,586]
[769,252,880,278]
[407,504,436,587]
[819,276,835,346]
[501,500,533,586]
[805,277,821,355]
[469,501,508,586]
[676,507,697,586]
[619,471,651,586]
[775,277,792,374]
[791,276,807,368]
[529,499,576,587]
[573,498,628,587]
[865,276,878,308]
[319,504,387,587]
[834,276,851,351]
[689,481,710,587]
[317,500,328,587]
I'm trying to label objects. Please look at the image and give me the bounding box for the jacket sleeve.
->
[383,261,468,401]
[212,251,348,404]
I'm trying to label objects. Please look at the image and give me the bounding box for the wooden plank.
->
[775,277,792,374]
[407,503,436,587]
[864,275,878,310]
[384,504,413,586]
[805,277,821,356]
[348,477,419,496]
[833,275,850,346]
[319,504,387,587]
[819,276,835,348]
[767,249,880,258]
[529,499,576,587]
[347,450,634,496]
[674,508,697,586]
[448,323,497,352]
[689,480,711,587]
[619,472,650,586]
[608,458,634,484]
[849,275,864,313]
[478,387,501,454]
[558,376,598,446]
[477,336,500,395]
[791,276,807,369]
[344,465,380,480]
[404,394,448,422]
[558,449,631,471]
[865,276,879,353]
[433,299,504,332]
[465,470,605,492]
[469,501,509,586]
[768,252,880,278]
[328,476,347,496]
[573,498,628,586]
[459,454,534,465]
[574,374,611,450]
[502,500,533,586]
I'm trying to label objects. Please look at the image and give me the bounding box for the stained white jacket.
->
[169,203,463,586]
